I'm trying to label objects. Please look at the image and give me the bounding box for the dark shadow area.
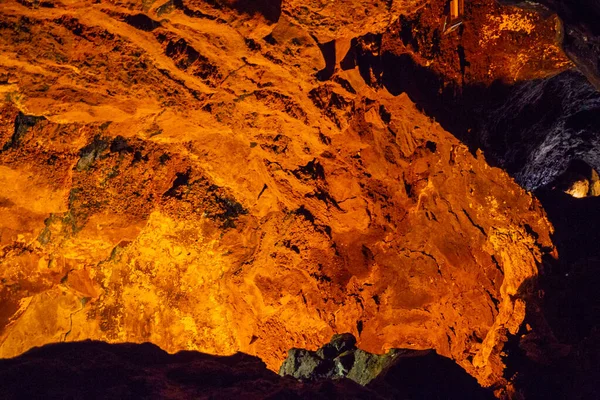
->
[341,35,383,87]
[0,341,375,400]
[367,350,494,400]
[123,13,161,31]
[500,276,600,400]
[316,40,336,81]
[535,189,600,343]
[380,51,471,146]
[2,112,46,151]
[232,0,282,23]
[0,339,494,400]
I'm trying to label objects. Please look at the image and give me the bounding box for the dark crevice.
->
[3,112,46,151]
[123,14,161,31]
[257,183,268,199]
[461,209,486,237]
[535,189,600,343]
[316,40,336,81]
[292,159,325,181]
[231,0,282,23]
[163,170,191,199]
[305,188,343,210]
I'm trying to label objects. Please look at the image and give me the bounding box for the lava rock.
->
[280,334,494,399]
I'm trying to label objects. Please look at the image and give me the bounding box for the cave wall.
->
[2,0,596,396]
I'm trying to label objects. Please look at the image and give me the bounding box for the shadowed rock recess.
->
[0,0,599,398]
[0,338,494,399]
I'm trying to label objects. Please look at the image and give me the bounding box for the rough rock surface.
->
[280,333,397,385]
[322,0,599,196]
[528,0,600,90]
[471,70,600,191]
[546,160,600,198]
[280,332,494,400]
[355,3,600,397]
[0,0,590,396]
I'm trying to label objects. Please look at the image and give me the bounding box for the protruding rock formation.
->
[522,0,600,90]
[280,333,396,385]
[280,333,494,400]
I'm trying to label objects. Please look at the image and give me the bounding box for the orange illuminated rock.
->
[0,0,561,392]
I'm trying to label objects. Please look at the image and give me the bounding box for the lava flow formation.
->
[0,0,598,398]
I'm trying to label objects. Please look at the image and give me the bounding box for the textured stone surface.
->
[280,333,493,398]
[279,331,492,399]
[472,70,600,191]
[0,0,576,395]
[522,0,600,90]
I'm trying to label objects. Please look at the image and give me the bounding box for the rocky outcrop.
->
[280,333,494,399]
[321,0,599,196]
[472,71,600,191]
[358,4,600,396]
[340,1,599,193]
[280,333,398,385]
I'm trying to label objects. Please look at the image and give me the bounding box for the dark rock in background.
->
[473,70,600,191]
[537,0,600,90]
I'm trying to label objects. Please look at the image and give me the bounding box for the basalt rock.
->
[0,0,596,397]
[335,11,600,389]
[280,333,398,385]
[280,332,494,399]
